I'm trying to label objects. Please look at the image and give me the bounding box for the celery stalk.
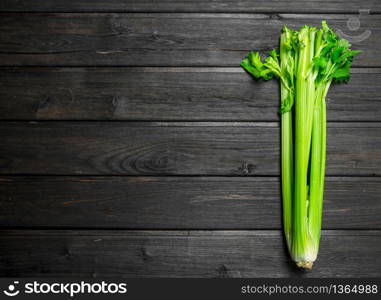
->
[240,21,360,269]
[279,30,294,248]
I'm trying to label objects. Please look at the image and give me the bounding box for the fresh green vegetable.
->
[241,21,360,269]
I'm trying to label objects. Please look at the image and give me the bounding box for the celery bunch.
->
[241,21,360,269]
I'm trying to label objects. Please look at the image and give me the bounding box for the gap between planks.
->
[1,121,381,127]
[0,67,380,73]
[0,229,379,236]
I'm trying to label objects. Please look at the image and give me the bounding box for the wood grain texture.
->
[0,230,380,277]
[0,0,380,13]
[0,122,379,176]
[1,68,380,121]
[0,176,379,229]
[0,0,379,279]
[0,14,377,67]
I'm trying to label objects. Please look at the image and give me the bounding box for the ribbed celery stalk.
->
[308,81,330,254]
[292,26,315,268]
[240,21,360,269]
[279,29,294,248]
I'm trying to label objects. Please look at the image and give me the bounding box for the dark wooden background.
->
[0,0,380,277]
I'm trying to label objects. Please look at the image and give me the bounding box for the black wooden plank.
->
[0,14,377,66]
[0,0,379,13]
[0,230,379,277]
[0,122,379,176]
[0,176,379,229]
[1,68,380,121]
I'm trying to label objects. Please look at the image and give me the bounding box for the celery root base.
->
[296,261,314,270]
